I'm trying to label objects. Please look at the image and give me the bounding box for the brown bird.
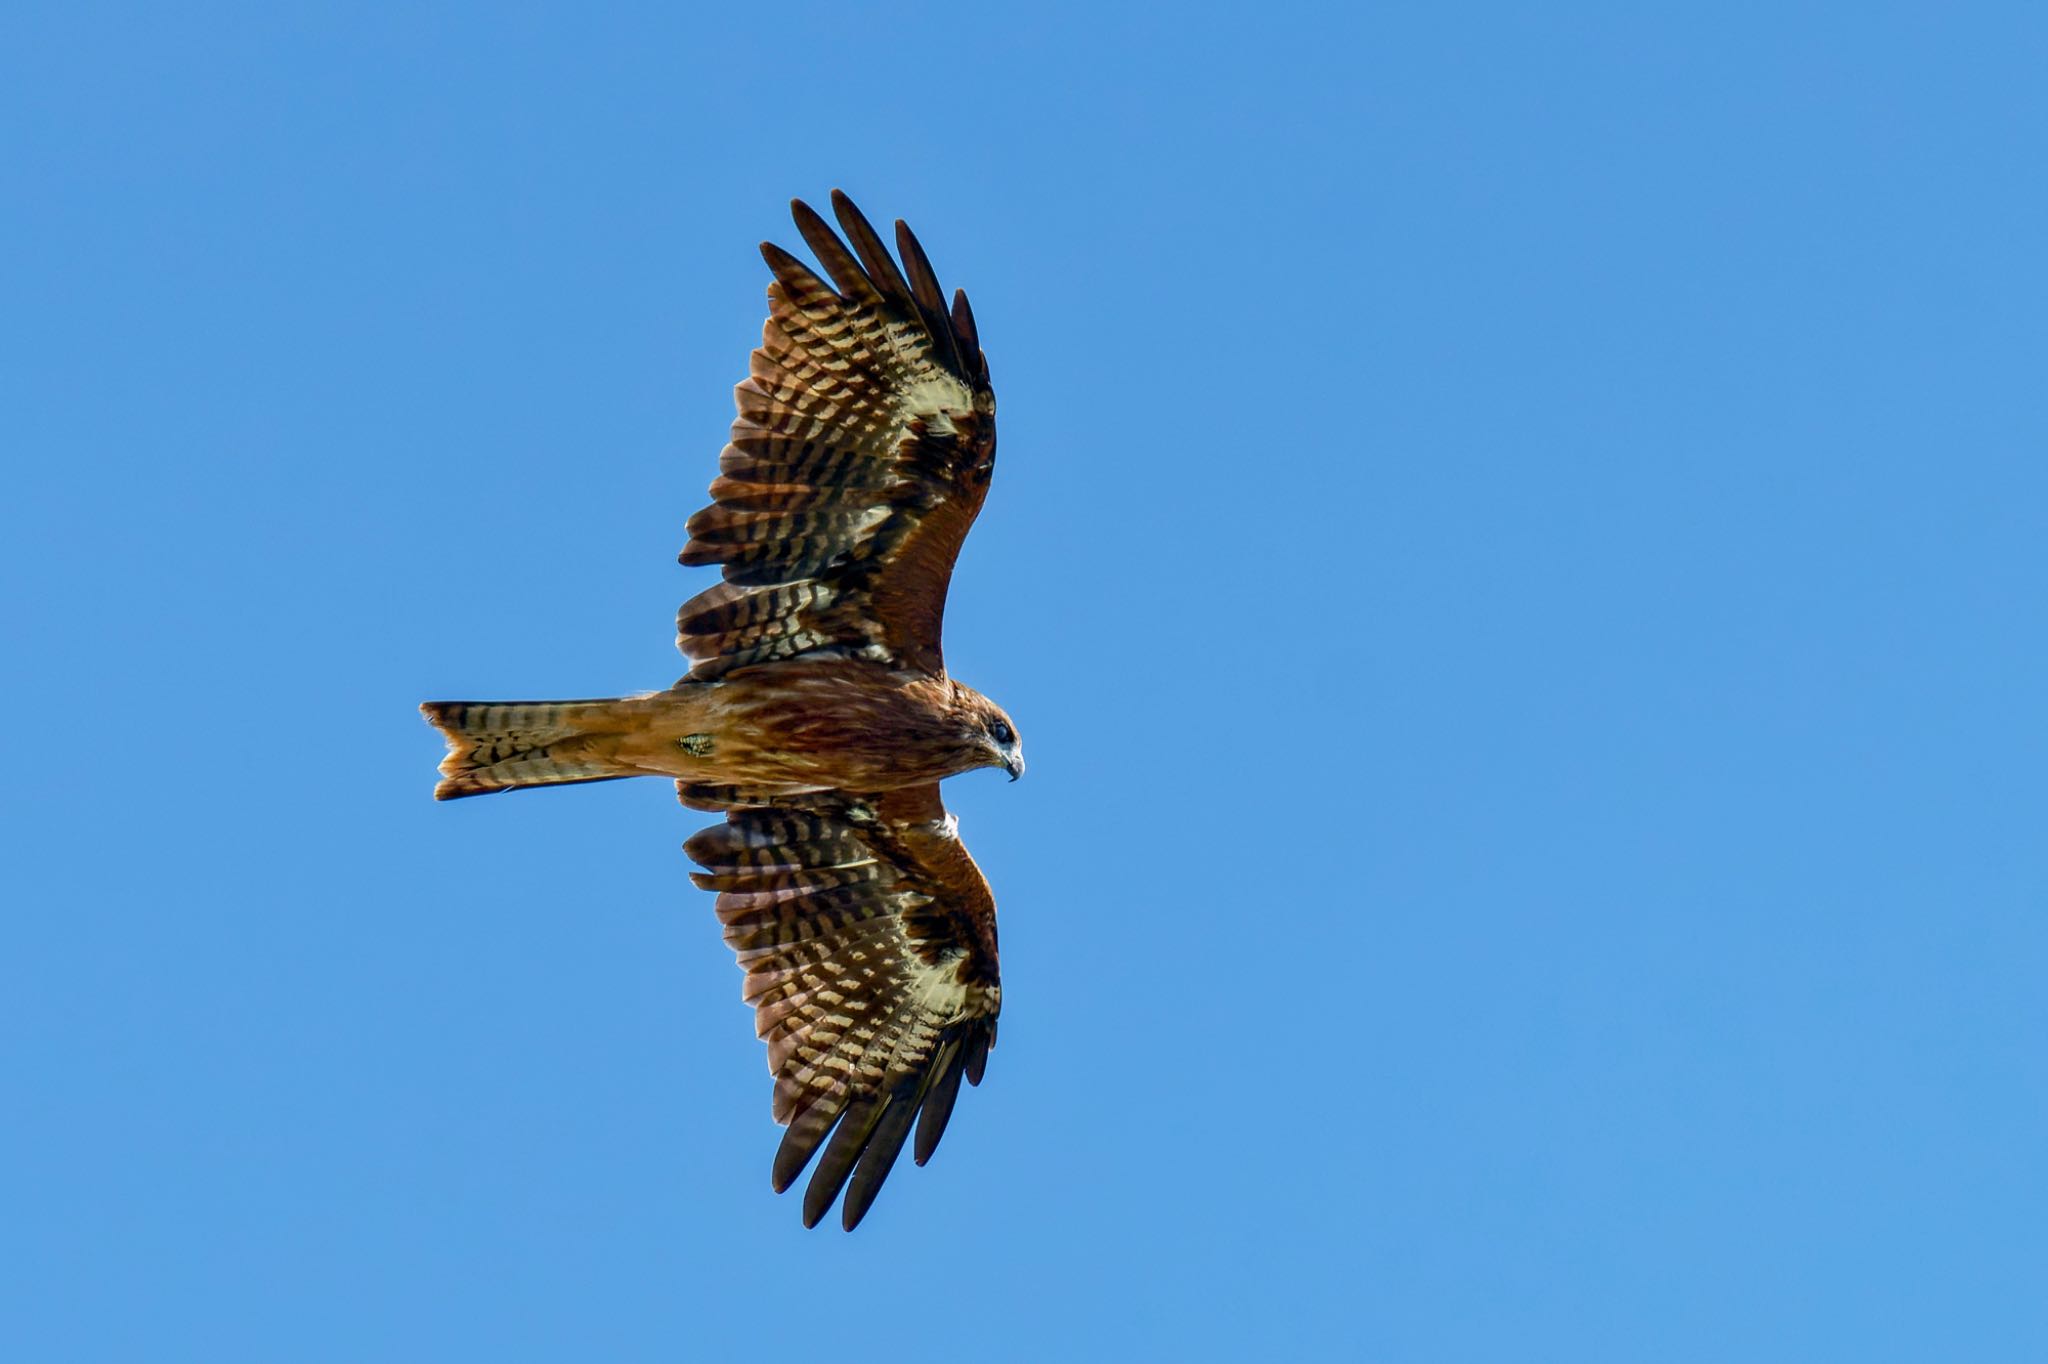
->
[422,192,1016,1231]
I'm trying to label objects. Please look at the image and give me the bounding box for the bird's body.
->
[422,192,1018,1230]
[425,659,1015,801]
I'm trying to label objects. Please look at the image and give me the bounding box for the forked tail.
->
[420,698,642,799]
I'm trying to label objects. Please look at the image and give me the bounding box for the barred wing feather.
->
[677,191,997,681]
[683,782,1000,1230]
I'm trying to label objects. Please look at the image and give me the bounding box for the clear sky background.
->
[4,3,2044,1360]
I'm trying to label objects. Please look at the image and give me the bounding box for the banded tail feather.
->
[421,698,642,800]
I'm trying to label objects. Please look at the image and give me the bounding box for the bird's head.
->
[950,682,1025,781]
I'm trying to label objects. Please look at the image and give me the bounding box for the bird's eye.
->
[990,719,1013,745]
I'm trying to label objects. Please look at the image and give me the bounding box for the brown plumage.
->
[421,192,1016,1230]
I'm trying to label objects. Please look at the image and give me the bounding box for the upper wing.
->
[676,191,997,682]
[683,782,1001,1231]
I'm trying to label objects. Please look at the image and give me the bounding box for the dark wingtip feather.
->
[950,288,981,363]
[964,1023,992,1086]
[895,219,963,377]
[822,189,858,226]
[828,190,916,309]
[789,197,877,302]
[894,220,937,294]
[773,1109,830,1195]
[758,240,828,295]
[912,1037,969,1166]
[841,1090,919,1230]
[801,1096,884,1229]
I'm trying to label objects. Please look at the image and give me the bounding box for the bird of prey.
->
[421,192,1016,1231]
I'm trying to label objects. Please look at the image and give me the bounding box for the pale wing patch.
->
[898,372,974,426]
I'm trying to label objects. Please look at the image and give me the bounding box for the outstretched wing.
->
[676,191,997,682]
[683,782,1001,1231]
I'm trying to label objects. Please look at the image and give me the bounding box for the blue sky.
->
[4,3,2045,1360]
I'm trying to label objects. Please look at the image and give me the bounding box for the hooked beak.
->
[1003,751,1025,782]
